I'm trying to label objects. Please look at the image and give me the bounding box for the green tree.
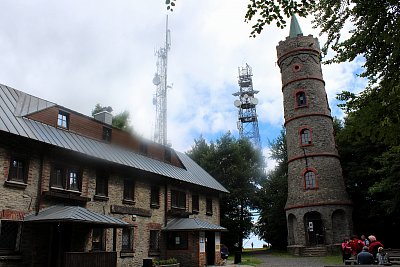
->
[91,104,133,132]
[187,132,265,251]
[255,128,288,249]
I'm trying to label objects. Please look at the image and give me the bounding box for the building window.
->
[167,232,188,250]
[50,165,81,191]
[140,143,148,155]
[171,190,186,209]
[192,195,199,213]
[150,186,160,208]
[206,198,213,215]
[57,111,69,129]
[164,148,171,163]
[122,228,134,251]
[296,91,307,107]
[292,63,302,72]
[123,179,135,202]
[92,228,105,251]
[300,128,312,145]
[149,230,160,253]
[102,127,112,142]
[95,171,108,197]
[304,171,317,189]
[8,158,27,183]
[0,220,21,252]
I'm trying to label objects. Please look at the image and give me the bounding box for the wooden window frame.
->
[123,179,135,204]
[206,197,213,215]
[192,195,199,214]
[7,156,28,184]
[121,228,134,252]
[149,230,160,254]
[295,90,308,108]
[167,232,188,250]
[92,228,106,251]
[171,190,186,210]
[302,168,318,190]
[95,171,109,199]
[57,110,69,129]
[150,186,160,208]
[102,127,112,142]
[299,127,313,147]
[50,164,81,192]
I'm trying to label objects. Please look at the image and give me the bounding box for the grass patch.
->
[322,255,342,265]
[227,254,263,266]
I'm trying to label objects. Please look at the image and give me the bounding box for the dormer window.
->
[140,143,148,155]
[57,111,69,129]
[164,148,171,163]
[102,127,112,142]
[296,91,307,107]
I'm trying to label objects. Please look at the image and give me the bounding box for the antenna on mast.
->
[153,16,171,146]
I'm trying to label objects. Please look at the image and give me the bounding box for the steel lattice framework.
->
[153,16,171,146]
[232,64,261,150]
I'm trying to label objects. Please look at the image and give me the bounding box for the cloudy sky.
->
[0,1,366,170]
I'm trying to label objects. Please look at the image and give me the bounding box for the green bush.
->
[153,258,178,266]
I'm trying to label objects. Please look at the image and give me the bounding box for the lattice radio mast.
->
[233,63,262,150]
[152,16,171,146]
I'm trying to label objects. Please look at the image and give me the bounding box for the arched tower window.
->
[296,91,307,107]
[303,170,318,190]
[299,128,312,146]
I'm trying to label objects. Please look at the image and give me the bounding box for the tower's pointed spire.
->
[289,15,303,38]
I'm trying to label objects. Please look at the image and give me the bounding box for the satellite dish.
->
[153,74,161,85]
[234,100,241,107]
[243,94,249,99]
[251,98,259,105]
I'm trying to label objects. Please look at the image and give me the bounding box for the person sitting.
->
[357,246,374,265]
[369,235,384,261]
[220,244,229,261]
[376,247,390,265]
[341,238,352,262]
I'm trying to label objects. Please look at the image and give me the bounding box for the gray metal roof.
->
[289,15,303,38]
[163,218,227,232]
[0,84,228,193]
[24,205,129,227]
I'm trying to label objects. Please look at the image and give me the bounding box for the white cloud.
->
[0,0,365,153]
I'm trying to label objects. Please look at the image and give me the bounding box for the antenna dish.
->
[234,100,241,107]
[251,98,259,105]
[243,94,249,99]
[153,74,161,85]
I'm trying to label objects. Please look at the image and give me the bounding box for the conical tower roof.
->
[289,15,303,38]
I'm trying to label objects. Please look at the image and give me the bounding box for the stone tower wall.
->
[276,32,352,250]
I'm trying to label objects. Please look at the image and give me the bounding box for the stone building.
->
[0,84,228,267]
[276,16,353,255]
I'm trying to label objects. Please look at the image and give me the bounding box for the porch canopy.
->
[24,205,129,227]
[163,218,227,232]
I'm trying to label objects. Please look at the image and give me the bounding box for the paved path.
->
[210,252,332,267]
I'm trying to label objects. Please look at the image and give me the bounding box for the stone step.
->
[302,247,327,257]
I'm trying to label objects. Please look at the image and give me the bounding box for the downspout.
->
[164,183,168,227]
[35,153,44,215]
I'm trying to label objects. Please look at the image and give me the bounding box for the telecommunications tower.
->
[152,16,171,146]
[233,64,261,150]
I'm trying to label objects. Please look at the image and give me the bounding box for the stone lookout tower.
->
[276,16,353,255]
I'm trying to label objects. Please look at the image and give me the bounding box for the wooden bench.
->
[388,248,400,265]
[344,259,357,265]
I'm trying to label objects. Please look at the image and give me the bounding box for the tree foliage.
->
[186,133,265,250]
[91,104,133,133]
[255,128,288,249]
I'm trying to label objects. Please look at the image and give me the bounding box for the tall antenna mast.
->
[153,16,171,146]
[233,63,262,150]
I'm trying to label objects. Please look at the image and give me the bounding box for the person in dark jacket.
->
[357,246,374,265]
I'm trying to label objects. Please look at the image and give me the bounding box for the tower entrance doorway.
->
[305,212,324,246]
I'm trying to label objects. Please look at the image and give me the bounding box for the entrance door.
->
[49,223,72,267]
[305,212,324,246]
[205,232,215,265]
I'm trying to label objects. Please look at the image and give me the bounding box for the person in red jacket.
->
[368,235,384,261]
[349,235,365,256]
